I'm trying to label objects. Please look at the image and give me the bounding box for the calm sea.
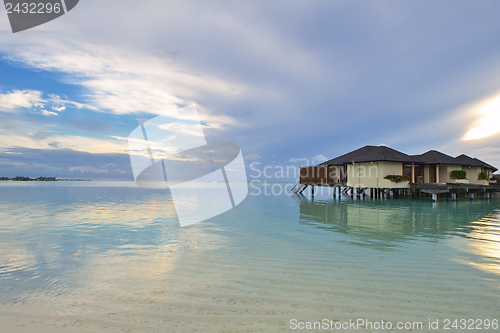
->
[1,181,499,332]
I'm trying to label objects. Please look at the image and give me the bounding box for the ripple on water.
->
[0,183,499,331]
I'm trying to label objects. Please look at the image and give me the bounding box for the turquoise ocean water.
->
[1,181,500,332]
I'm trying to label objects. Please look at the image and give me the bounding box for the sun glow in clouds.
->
[464,95,500,140]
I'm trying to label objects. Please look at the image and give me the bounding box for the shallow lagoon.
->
[1,182,499,332]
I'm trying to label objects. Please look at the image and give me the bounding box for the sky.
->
[1,0,500,181]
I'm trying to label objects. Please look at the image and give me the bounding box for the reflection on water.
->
[1,182,500,331]
[297,193,500,276]
[460,212,500,275]
[298,195,500,246]
[0,183,225,303]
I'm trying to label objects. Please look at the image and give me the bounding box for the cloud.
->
[312,154,327,162]
[158,122,205,137]
[3,39,244,130]
[286,155,326,164]
[243,153,262,160]
[48,94,98,111]
[26,130,65,141]
[41,110,58,116]
[66,115,115,133]
[0,131,127,154]
[2,0,500,175]
[287,157,308,163]
[0,114,15,129]
[0,90,44,112]
[0,147,133,180]
[52,106,66,112]
[463,94,500,140]
[0,90,86,117]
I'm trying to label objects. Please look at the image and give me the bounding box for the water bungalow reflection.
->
[297,196,500,247]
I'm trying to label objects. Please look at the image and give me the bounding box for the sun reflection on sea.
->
[462,211,500,275]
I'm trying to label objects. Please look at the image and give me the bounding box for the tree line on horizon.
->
[0,176,57,181]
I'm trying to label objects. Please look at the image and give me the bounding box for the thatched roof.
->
[454,154,497,172]
[319,145,417,166]
[318,146,497,172]
[412,150,458,165]
[454,154,483,167]
[475,158,497,172]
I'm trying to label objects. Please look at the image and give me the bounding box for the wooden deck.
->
[411,183,500,194]
[299,166,345,185]
[292,179,500,201]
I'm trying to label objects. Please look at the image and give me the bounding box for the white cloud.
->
[48,94,96,110]
[0,131,127,154]
[52,106,66,112]
[286,155,327,163]
[68,166,120,174]
[3,39,245,130]
[41,110,58,116]
[158,122,205,137]
[287,157,308,163]
[244,153,262,160]
[0,90,44,112]
[101,163,115,169]
[312,154,327,162]
[0,90,85,117]
[68,162,126,174]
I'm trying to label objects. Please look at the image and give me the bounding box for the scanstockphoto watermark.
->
[127,105,248,227]
[290,319,424,331]
[249,161,381,180]
[290,318,499,331]
[3,0,79,33]
[248,161,383,196]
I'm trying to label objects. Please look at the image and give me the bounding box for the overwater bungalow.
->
[294,145,498,200]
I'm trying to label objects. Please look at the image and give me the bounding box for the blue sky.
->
[1,0,500,180]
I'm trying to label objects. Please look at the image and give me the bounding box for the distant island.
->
[0,176,58,181]
[0,177,93,181]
